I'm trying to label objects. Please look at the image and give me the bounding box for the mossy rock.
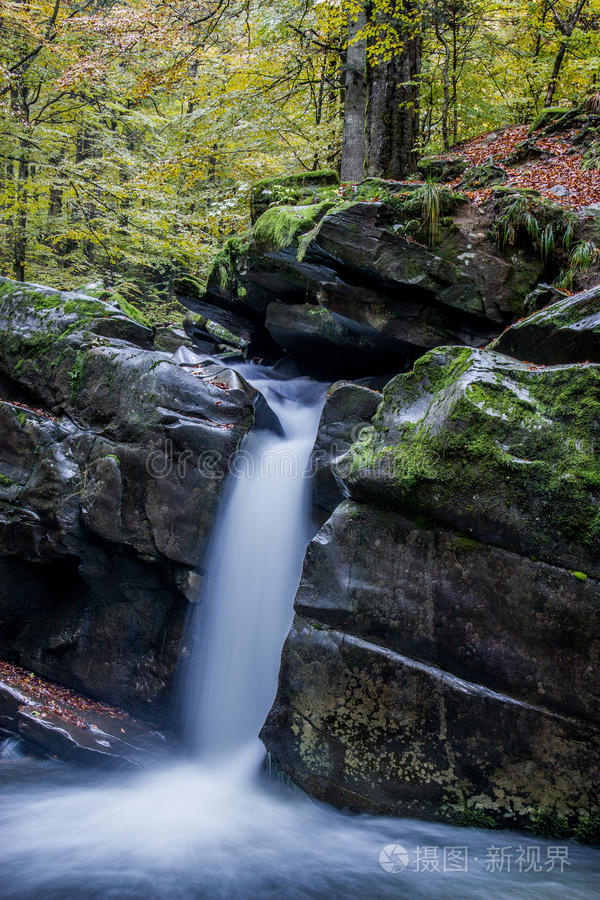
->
[417,155,467,182]
[459,163,507,190]
[0,278,152,409]
[490,282,600,364]
[529,106,570,134]
[250,170,339,222]
[491,185,541,199]
[252,201,335,253]
[111,292,152,329]
[346,345,600,577]
[172,275,204,300]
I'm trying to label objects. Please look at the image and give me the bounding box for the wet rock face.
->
[262,614,600,821]
[263,342,600,826]
[311,381,381,520]
[0,279,254,724]
[295,502,600,726]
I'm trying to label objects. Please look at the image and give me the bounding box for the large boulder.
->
[346,346,600,577]
[0,279,254,724]
[262,345,600,828]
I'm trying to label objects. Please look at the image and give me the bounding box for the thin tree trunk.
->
[545,42,568,106]
[340,5,367,182]
[437,25,451,152]
[13,106,30,283]
[14,149,28,281]
[544,0,588,106]
[452,14,459,145]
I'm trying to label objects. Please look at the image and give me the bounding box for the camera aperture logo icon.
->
[379,843,410,873]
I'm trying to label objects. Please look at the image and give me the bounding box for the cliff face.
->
[262,293,600,830]
[0,278,254,725]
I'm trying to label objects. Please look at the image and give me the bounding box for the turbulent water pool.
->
[1,365,599,899]
[2,747,600,899]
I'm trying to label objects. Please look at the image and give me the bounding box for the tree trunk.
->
[340,6,367,182]
[366,12,421,179]
[14,141,29,282]
[437,25,451,152]
[545,42,567,107]
[544,0,588,107]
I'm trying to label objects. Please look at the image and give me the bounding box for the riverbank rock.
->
[262,344,600,829]
[490,283,600,364]
[0,661,169,769]
[0,278,254,725]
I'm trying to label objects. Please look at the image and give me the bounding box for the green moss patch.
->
[348,346,600,567]
[207,235,248,293]
[112,293,152,328]
[253,201,335,253]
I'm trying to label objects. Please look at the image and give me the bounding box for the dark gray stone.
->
[0,279,254,724]
[490,283,600,364]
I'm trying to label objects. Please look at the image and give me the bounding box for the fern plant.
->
[389,182,464,246]
[491,193,578,263]
[583,92,600,115]
[539,223,555,260]
[556,240,600,289]
[419,181,442,245]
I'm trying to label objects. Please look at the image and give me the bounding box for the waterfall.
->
[0,364,598,899]
[184,366,327,758]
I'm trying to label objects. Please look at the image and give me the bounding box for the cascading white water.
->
[0,365,599,899]
[184,366,326,758]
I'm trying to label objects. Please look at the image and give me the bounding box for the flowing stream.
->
[0,366,599,899]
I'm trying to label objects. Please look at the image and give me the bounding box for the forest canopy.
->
[1,0,599,314]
